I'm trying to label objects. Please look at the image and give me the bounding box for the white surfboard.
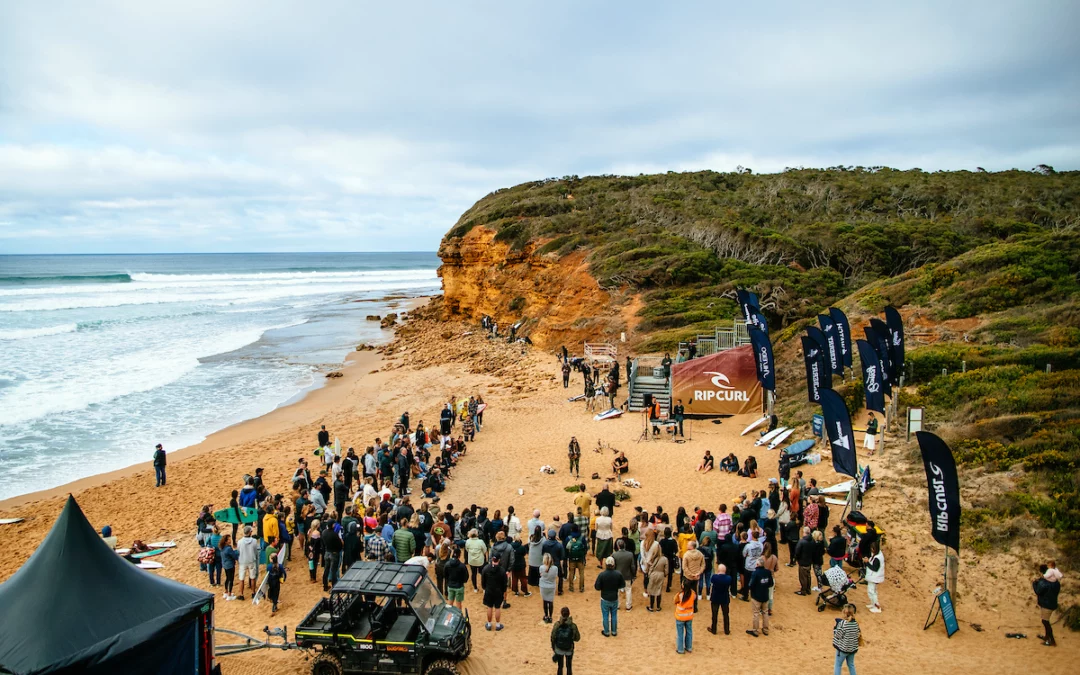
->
[252,570,270,605]
[148,541,177,549]
[755,427,787,446]
[740,416,770,436]
[594,408,624,421]
[768,428,795,450]
[820,480,854,495]
[137,561,164,569]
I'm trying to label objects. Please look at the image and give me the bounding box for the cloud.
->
[0,1,1077,253]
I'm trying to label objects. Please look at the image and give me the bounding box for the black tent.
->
[0,496,216,675]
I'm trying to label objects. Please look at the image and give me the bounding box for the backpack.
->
[197,546,217,564]
[553,621,575,651]
[567,537,587,562]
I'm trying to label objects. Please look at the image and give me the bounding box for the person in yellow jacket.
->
[263,503,280,545]
[674,581,696,654]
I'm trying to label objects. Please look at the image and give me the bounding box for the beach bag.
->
[198,546,217,565]
[553,621,575,651]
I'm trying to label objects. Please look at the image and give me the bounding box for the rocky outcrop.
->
[437,226,628,350]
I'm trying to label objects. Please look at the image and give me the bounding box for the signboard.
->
[907,407,923,441]
[938,590,959,637]
[671,345,763,416]
[811,413,824,438]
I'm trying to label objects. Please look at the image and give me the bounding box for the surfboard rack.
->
[214,625,298,656]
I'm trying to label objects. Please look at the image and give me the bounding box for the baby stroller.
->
[816,565,862,612]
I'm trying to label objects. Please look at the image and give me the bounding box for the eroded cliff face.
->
[437,227,629,350]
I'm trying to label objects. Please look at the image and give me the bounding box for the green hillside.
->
[443,166,1080,560]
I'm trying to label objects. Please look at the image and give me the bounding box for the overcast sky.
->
[1,1,1077,254]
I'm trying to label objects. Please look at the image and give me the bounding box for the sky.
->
[0,1,1077,254]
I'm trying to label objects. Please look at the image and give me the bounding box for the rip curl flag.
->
[916,431,961,552]
[748,324,775,392]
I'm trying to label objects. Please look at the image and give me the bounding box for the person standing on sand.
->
[152,443,166,487]
[862,541,884,613]
[481,553,507,631]
[318,425,330,449]
[708,563,733,635]
[594,557,625,637]
[236,526,258,600]
[674,580,696,654]
[833,603,861,674]
[551,606,580,675]
[863,413,878,455]
[1033,562,1062,647]
[568,438,581,478]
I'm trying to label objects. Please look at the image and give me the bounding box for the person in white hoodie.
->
[236,526,260,600]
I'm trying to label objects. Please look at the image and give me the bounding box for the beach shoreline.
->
[0,296,429,510]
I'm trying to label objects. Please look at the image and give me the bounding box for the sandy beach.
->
[0,313,1074,675]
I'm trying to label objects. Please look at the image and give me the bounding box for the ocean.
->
[0,252,440,500]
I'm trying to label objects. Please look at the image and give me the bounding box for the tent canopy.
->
[0,496,212,675]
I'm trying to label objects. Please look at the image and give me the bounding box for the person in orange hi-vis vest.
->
[674,581,696,654]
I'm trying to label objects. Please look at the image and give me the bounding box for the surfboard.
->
[594,408,624,421]
[147,541,177,549]
[768,428,795,450]
[131,548,167,559]
[755,427,787,446]
[137,561,164,570]
[783,439,816,456]
[252,570,270,605]
[567,394,586,402]
[740,416,770,436]
[0,518,24,525]
[214,507,258,525]
[820,480,854,495]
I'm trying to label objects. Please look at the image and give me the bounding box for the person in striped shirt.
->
[832,604,861,675]
[714,504,733,541]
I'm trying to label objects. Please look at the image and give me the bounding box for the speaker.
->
[643,393,654,407]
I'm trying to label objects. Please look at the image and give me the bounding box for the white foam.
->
[0,323,78,340]
[0,323,288,426]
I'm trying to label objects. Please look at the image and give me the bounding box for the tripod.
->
[635,411,650,443]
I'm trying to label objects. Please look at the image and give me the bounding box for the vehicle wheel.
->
[424,658,460,675]
[311,651,344,675]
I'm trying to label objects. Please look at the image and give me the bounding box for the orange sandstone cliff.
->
[437,226,630,350]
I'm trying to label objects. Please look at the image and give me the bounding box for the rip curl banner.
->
[671,345,763,415]
[818,314,842,376]
[885,306,905,382]
[802,336,826,403]
[829,307,852,370]
[747,324,775,392]
[863,326,892,397]
[856,339,886,414]
[916,431,961,551]
[820,389,858,478]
